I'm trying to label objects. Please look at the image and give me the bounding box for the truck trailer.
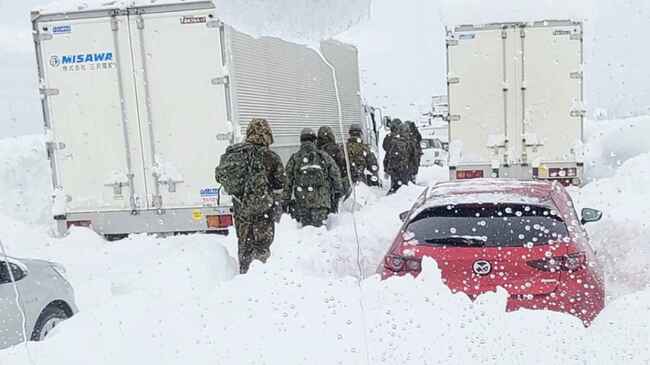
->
[32,1,364,237]
[446,20,585,185]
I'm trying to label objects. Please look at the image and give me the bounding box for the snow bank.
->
[583,116,650,181]
[0,213,237,310]
[0,135,52,225]
[1,115,650,364]
[573,152,650,298]
[2,257,649,364]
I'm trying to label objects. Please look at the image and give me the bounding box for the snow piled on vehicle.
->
[0,115,650,363]
[438,0,593,25]
[36,0,371,46]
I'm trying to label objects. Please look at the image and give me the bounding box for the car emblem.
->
[472,260,492,276]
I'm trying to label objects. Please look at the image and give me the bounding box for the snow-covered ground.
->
[0,117,649,364]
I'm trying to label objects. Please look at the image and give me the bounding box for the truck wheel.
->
[31,306,69,341]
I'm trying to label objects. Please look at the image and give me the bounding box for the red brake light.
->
[207,214,234,229]
[527,252,587,272]
[385,255,405,272]
[384,255,421,273]
[456,170,484,180]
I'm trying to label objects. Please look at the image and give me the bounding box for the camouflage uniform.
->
[384,123,417,194]
[382,118,403,172]
[233,119,287,274]
[317,126,350,212]
[404,121,423,182]
[346,124,380,186]
[284,128,343,227]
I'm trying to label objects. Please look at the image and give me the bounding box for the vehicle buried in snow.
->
[31,1,366,238]
[0,257,77,349]
[446,20,586,186]
[380,179,605,325]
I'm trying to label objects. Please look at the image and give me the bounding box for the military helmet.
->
[246,118,274,146]
[300,127,317,142]
[317,126,336,147]
[390,118,403,133]
[349,123,363,136]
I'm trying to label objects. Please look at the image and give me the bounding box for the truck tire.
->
[31,305,70,341]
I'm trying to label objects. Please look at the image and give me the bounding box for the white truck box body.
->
[32,1,363,236]
[446,20,585,184]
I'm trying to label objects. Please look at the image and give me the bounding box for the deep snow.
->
[0,116,649,364]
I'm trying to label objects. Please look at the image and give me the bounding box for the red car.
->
[381,179,605,325]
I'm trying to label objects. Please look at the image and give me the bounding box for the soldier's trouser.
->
[234,215,274,274]
[388,173,410,194]
[412,155,422,182]
[330,196,340,214]
[295,207,329,227]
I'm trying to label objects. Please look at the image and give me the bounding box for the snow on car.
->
[381,179,605,324]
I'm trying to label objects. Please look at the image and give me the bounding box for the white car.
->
[420,138,448,167]
[0,257,78,349]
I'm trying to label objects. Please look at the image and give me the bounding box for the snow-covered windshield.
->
[406,204,568,247]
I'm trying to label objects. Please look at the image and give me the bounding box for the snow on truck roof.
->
[424,179,557,207]
[33,0,209,15]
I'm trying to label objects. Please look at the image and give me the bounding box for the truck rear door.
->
[447,26,508,168]
[128,3,231,210]
[522,22,584,166]
[35,11,146,212]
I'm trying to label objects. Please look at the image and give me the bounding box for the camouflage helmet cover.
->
[246,118,274,146]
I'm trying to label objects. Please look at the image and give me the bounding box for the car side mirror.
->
[581,208,603,225]
[399,211,409,222]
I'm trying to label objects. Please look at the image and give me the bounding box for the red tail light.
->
[527,252,587,272]
[456,170,484,180]
[384,255,421,273]
[207,214,233,229]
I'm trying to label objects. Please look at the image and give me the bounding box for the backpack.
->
[292,150,328,207]
[347,142,368,180]
[386,137,411,175]
[215,143,274,217]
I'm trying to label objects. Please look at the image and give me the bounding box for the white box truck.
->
[32,1,364,237]
[446,20,585,185]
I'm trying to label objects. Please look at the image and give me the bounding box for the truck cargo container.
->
[32,1,363,237]
[446,20,585,185]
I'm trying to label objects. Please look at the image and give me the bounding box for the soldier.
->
[382,118,403,155]
[404,120,423,183]
[284,128,343,227]
[384,123,417,194]
[346,123,380,186]
[214,118,287,274]
[317,126,349,213]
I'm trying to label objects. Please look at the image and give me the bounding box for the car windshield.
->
[406,203,569,247]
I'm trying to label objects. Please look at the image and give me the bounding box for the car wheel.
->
[31,306,69,341]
